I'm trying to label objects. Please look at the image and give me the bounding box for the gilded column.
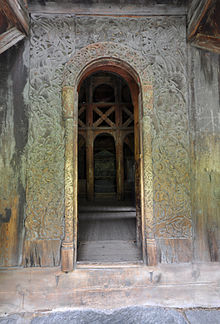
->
[142,83,157,266]
[61,86,78,272]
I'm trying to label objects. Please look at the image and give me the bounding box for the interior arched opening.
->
[77,69,142,263]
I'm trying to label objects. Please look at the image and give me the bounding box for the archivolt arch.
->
[61,42,156,272]
[63,42,153,87]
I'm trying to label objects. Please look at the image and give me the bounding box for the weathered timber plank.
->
[188,0,212,39]
[23,239,61,267]
[78,218,136,241]
[0,27,25,54]
[78,240,142,262]
[157,239,192,263]
[0,196,20,266]
[0,0,29,35]
[188,0,220,53]
[7,0,29,34]
[193,33,220,54]
[28,3,187,16]
[1,264,220,313]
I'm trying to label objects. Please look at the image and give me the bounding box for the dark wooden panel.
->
[188,0,220,53]
[0,0,29,35]
[23,240,61,267]
[188,0,212,39]
[0,9,8,34]
[157,239,192,263]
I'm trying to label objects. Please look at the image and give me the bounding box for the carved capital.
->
[61,241,74,272]
[62,86,75,119]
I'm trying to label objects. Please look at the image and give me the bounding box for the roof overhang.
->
[188,0,220,54]
[0,0,29,54]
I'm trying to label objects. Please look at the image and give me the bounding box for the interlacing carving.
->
[25,15,76,241]
[74,16,191,239]
[25,15,191,266]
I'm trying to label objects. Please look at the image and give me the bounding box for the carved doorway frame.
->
[61,42,156,272]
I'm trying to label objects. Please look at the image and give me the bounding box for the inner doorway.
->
[77,71,142,262]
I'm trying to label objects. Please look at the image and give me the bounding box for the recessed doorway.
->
[77,71,142,263]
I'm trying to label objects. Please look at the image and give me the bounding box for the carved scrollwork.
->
[25,15,191,264]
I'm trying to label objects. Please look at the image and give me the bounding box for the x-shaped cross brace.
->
[93,106,116,128]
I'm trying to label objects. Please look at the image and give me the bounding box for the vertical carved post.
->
[131,82,142,247]
[61,86,78,272]
[116,130,124,200]
[142,83,157,266]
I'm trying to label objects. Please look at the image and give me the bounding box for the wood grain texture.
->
[0,0,29,35]
[188,0,220,53]
[188,0,212,39]
[25,15,192,268]
[28,2,187,16]
[23,239,61,267]
[188,47,220,262]
[0,27,25,54]
[1,263,220,314]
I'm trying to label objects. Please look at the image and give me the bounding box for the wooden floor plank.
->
[78,240,142,262]
[78,200,141,262]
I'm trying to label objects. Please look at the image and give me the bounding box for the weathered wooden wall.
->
[189,47,220,261]
[1,3,219,268]
[22,14,192,266]
[0,40,29,266]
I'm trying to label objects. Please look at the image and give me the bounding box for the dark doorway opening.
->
[77,71,142,263]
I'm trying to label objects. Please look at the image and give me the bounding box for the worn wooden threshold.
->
[77,261,144,269]
[29,3,187,16]
[1,262,220,314]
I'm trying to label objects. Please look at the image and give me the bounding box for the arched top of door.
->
[62,42,153,90]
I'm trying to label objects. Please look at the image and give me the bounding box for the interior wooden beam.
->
[188,0,212,40]
[188,0,220,54]
[0,26,25,54]
[0,0,29,35]
[193,33,220,54]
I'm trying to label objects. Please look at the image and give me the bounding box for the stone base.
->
[1,307,220,324]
